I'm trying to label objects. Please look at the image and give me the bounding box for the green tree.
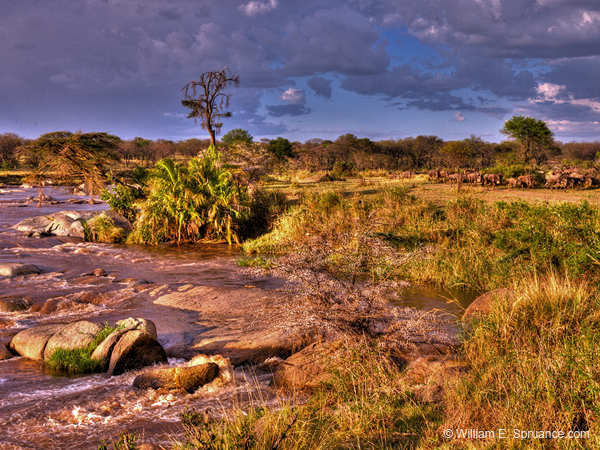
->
[268,137,294,160]
[25,131,120,204]
[0,133,24,168]
[442,140,472,169]
[181,68,240,146]
[500,115,555,164]
[222,128,253,145]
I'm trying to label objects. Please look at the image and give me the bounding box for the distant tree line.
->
[2,118,600,175]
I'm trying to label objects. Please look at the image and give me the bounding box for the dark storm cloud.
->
[2,0,600,140]
[308,76,333,99]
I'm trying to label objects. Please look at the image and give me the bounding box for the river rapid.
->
[0,186,477,449]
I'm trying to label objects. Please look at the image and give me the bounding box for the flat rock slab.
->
[44,320,102,360]
[107,330,168,377]
[10,323,67,360]
[0,263,41,278]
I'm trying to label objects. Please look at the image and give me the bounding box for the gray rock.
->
[0,297,31,312]
[116,318,158,340]
[45,214,75,236]
[12,215,54,233]
[43,320,102,360]
[107,330,168,377]
[0,263,41,278]
[68,220,86,239]
[10,323,67,360]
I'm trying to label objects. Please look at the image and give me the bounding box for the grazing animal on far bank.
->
[506,178,518,189]
[517,174,534,189]
[483,173,503,187]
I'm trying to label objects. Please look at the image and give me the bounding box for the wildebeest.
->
[439,170,449,182]
[448,173,466,183]
[400,170,415,180]
[517,174,534,189]
[466,171,482,184]
[544,171,566,190]
[428,169,440,182]
[482,173,503,186]
[506,177,519,189]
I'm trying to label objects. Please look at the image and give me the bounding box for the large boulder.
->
[0,340,14,361]
[132,363,220,393]
[107,330,168,377]
[116,318,158,340]
[43,320,102,360]
[0,263,41,278]
[10,323,67,360]
[462,288,515,331]
[45,214,75,236]
[90,327,134,366]
[271,340,345,391]
[12,216,54,233]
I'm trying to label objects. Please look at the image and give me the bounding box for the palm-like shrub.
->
[129,145,250,244]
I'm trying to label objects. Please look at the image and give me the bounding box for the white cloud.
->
[280,88,306,104]
[454,111,465,122]
[239,0,278,16]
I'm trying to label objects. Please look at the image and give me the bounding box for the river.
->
[0,186,478,449]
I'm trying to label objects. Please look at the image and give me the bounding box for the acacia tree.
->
[500,115,555,164]
[181,68,240,146]
[25,131,120,204]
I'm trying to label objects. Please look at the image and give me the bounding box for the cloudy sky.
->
[2,0,599,143]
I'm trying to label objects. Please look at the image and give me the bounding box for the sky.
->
[1,0,600,144]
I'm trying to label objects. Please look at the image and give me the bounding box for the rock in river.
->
[10,323,67,360]
[0,263,41,278]
[107,330,168,377]
[133,363,220,393]
[43,320,102,360]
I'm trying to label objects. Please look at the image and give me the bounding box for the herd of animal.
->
[395,167,600,190]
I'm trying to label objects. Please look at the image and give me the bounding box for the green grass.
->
[242,188,600,292]
[45,322,122,374]
[445,275,600,449]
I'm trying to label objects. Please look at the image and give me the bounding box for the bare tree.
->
[181,68,240,147]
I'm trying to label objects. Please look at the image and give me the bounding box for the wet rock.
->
[107,330,168,377]
[116,318,158,340]
[43,320,102,360]
[0,297,31,312]
[463,288,514,331]
[12,215,54,233]
[70,275,112,286]
[68,220,86,239]
[0,263,41,278]
[90,327,134,367]
[10,323,67,360]
[45,214,75,236]
[133,363,219,393]
[133,367,179,390]
[175,363,220,393]
[13,210,131,239]
[271,340,344,390]
[0,340,14,361]
[92,268,107,277]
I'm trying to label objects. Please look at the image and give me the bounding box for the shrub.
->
[86,213,126,243]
